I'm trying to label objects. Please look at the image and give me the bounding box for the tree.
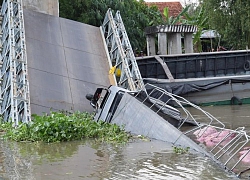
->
[181,5,209,52]
[59,0,163,51]
[200,0,250,49]
[163,5,189,25]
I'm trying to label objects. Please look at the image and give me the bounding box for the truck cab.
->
[86,86,133,123]
[86,85,195,128]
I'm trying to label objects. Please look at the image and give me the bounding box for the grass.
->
[173,146,190,154]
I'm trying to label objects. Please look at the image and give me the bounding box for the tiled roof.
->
[146,2,183,17]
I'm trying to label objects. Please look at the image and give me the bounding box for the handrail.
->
[136,83,250,177]
[142,83,225,129]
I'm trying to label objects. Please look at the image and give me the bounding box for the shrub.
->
[0,111,131,143]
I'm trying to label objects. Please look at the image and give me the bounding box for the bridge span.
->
[0,1,112,124]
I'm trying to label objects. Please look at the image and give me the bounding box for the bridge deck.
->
[24,9,111,115]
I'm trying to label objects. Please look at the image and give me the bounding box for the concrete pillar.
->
[158,33,167,55]
[184,33,193,53]
[168,33,182,55]
[146,34,156,56]
[22,0,59,16]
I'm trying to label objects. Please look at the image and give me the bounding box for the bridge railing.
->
[138,83,250,178]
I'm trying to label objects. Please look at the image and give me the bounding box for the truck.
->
[86,85,196,128]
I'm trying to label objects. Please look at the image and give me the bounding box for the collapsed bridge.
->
[96,8,250,178]
[0,0,111,124]
[0,0,249,178]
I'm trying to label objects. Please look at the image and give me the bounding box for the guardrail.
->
[136,83,250,178]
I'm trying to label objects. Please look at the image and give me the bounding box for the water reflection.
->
[0,139,239,180]
[184,104,250,130]
[104,141,238,180]
[0,105,249,179]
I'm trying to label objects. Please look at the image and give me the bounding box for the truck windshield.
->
[106,91,124,123]
[98,89,109,109]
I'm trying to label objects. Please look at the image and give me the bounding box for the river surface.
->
[0,105,250,180]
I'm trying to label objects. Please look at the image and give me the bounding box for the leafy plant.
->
[163,5,190,25]
[173,146,190,154]
[0,111,132,144]
[181,5,208,52]
[201,0,250,49]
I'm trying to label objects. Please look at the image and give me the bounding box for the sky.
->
[143,0,198,6]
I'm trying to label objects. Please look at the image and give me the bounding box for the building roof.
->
[146,2,183,17]
[200,30,220,39]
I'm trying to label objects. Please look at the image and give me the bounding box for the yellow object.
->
[115,68,121,77]
[109,66,116,74]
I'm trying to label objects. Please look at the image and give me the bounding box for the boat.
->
[136,50,250,106]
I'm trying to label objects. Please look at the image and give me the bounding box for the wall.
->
[22,0,59,16]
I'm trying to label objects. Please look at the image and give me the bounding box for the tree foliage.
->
[200,0,250,49]
[59,0,163,51]
[181,5,208,52]
[163,5,190,25]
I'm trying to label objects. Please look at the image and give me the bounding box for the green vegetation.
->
[173,146,190,154]
[163,5,190,25]
[200,0,250,49]
[1,0,248,51]
[58,0,250,51]
[0,111,132,143]
[181,5,208,52]
[59,0,162,52]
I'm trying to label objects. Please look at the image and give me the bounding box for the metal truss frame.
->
[0,0,31,125]
[101,8,144,91]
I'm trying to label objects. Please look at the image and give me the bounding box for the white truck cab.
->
[86,85,196,128]
[86,86,135,123]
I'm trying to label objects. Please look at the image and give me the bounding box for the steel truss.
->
[0,0,31,125]
[101,8,144,91]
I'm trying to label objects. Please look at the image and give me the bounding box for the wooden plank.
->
[154,55,175,82]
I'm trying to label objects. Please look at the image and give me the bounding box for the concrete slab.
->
[59,18,106,57]
[28,68,73,112]
[24,9,111,115]
[23,0,59,16]
[26,38,67,77]
[24,9,63,46]
[64,48,110,85]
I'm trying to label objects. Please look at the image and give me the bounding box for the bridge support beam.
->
[158,33,167,55]
[184,33,194,54]
[146,34,156,56]
[145,25,197,55]
[168,33,182,55]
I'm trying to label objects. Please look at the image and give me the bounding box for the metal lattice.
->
[101,8,144,91]
[0,0,31,125]
[137,83,250,177]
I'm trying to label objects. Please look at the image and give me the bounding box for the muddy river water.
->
[0,105,250,180]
